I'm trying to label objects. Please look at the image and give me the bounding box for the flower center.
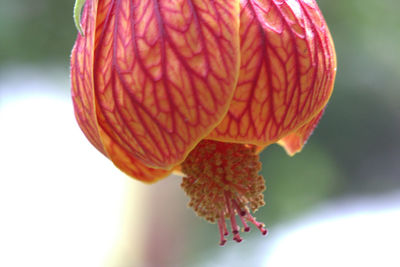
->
[181,140,267,245]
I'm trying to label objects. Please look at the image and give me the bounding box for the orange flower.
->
[71,0,336,245]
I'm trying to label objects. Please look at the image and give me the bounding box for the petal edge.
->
[277,108,324,156]
[93,0,241,169]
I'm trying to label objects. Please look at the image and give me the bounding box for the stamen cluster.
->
[181,140,267,245]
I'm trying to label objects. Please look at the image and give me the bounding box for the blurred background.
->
[0,0,399,266]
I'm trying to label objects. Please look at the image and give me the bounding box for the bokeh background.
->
[1,0,399,266]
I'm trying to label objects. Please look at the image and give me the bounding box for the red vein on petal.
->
[91,0,159,166]
[275,0,317,127]
[209,0,335,147]
[300,0,336,105]
[116,0,168,162]
[71,0,170,182]
[71,0,106,155]
[93,0,240,169]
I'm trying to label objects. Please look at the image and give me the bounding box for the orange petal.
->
[100,131,172,183]
[277,108,324,156]
[209,0,336,147]
[92,0,240,169]
[71,0,105,155]
[71,0,171,182]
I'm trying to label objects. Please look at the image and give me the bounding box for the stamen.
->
[237,213,251,232]
[245,213,268,235]
[181,140,268,245]
[225,193,240,235]
[218,216,227,246]
[232,199,247,217]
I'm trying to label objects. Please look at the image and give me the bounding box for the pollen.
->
[181,140,267,246]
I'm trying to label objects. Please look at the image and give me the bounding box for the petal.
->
[100,131,172,183]
[71,0,105,155]
[277,108,324,156]
[209,0,336,146]
[71,0,171,182]
[92,0,240,169]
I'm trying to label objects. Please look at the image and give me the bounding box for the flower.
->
[71,0,336,245]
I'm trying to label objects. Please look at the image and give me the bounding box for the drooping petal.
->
[92,0,240,169]
[71,0,171,183]
[209,0,336,147]
[71,0,105,155]
[277,108,324,155]
[100,130,173,183]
